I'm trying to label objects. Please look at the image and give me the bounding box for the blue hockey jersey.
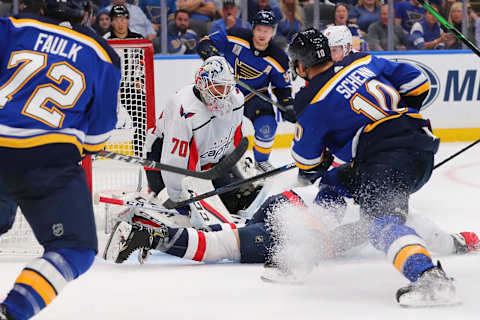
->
[0,14,121,157]
[292,52,430,168]
[201,28,292,102]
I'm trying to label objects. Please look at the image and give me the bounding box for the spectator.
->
[277,0,304,43]
[440,0,455,18]
[410,7,447,50]
[167,9,199,54]
[476,14,480,46]
[210,0,252,34]
[395,0,425,35]
[367,4,407,51]
[349,0,381,32]
[19,0,44,14]
[444,2,476,49]
[248,0,283,24]
[104,4,144,39]
[325,3,365,51]
[138,0,177,32]
[103,0,156,39]
[175,0,216,38]
[93,11,112,36]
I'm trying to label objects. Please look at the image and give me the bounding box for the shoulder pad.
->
[227,27,252,42]
[264,42,289,71]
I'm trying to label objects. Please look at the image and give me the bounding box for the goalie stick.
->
[97,137,248,180]
[163,162,297,209]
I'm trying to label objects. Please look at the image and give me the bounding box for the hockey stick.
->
[95,194,180,215]
[417,0,480,57]
[235,79,288,112]
[163,162,297,209]
[97,137,248,180]
[433,138,480,170]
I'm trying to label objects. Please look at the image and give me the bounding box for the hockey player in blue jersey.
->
[197,10,295,172]
[0,0,121,318]
[286,28,457,307]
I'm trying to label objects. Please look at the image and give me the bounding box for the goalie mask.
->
[323,25,353,62]
[195,56,236,119]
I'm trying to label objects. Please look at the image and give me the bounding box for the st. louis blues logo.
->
[392,58,440,111]
[180,106,195,118]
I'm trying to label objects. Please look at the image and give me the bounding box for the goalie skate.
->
[260,261,307,285]
[103,221,133,262]
[396,262,461,308]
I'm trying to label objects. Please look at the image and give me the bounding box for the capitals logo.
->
[391,58,440,111]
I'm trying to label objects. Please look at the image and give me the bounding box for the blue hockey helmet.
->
[45,0,91,24]
[252,10,277,29]
[288,28,331,70]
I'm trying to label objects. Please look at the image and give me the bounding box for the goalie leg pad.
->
[158,225,241,262]
[3,248,94,320]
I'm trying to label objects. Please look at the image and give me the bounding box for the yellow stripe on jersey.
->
[227,35,250,48]
[310,55,372,104]
[264,56,285,73]
[295,161,321,170]
[83,141,108,153]
[393,245,431,272]
[253,144,273,154]
[9,17,112,64]
[16,270,57,305]
[405,81,430,96]
[0,133,83,154]
[363,112,422,133]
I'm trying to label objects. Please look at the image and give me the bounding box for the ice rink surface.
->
[1,142,480,319]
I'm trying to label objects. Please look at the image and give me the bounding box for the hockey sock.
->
[155,223,240,262]
[2,248,95,320]
[369,216,435,282]
[252,115,277,162]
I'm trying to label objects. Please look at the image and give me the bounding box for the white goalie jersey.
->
[151,84,244,201]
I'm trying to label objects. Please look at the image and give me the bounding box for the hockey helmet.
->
[323,25,353,57]
[45,0,91,24]
[194,56,236,119]
[288,28,331,76]
[252,10,277,29]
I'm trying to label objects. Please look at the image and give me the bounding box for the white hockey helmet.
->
[195,56,236,119]
[323,25,353,57]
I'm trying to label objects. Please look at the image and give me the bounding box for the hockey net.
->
[0,39,156,255]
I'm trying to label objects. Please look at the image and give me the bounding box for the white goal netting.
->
[0,39,156,256]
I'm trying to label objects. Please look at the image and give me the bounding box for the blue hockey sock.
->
[252,115,277,162]
[2,248,95,320]
[368,216,435,282]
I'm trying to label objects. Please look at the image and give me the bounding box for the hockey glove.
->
[198,42,220,61]
[278,97,297,123]
[297,150,334,185]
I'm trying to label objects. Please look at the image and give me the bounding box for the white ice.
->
[1,142,480,319]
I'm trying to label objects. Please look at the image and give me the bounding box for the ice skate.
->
[103,221,168,263]
[396,262,460,307]
[451,232,480,254]
[260,259,306,285]
[255,160,275,173]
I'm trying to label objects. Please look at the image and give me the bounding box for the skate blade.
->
[399,293,462,308]
[103,221,132,262]
[260,268,305,285]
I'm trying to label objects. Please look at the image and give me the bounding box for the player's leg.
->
[104,191,300,264]
[353,122,458,306]
[105,220,241,263]
[0,178,17,236]
[0,164,97,320]
[244,95,278,171]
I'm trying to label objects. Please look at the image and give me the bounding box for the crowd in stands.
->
[1,0,479,53]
